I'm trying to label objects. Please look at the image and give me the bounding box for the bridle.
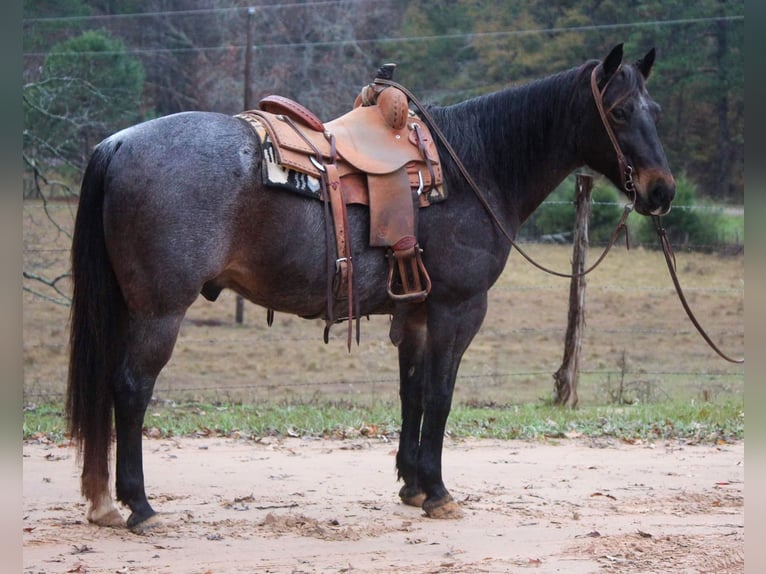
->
[589,64,636,199]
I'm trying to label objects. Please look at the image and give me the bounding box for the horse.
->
[66,44,675,532]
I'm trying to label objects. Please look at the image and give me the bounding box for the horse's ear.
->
[635,48,656,80]
[601,43,624,83]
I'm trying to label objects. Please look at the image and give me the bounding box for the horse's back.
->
[103,111,259,205]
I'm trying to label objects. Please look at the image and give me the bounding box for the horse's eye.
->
[611,107,628,122]
[650,102,662,124]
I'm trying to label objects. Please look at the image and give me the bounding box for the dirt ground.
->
[23,435,743,574]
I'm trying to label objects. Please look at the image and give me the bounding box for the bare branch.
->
[23,270,71,305]
[22,285,71,307]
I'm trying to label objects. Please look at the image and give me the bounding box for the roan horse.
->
[67,44,674,531]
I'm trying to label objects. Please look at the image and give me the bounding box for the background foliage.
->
[22,0,744,205]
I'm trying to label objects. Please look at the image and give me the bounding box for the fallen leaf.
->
[590,492,617,500]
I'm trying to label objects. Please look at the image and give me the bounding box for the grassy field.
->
[24,398,744,444]
[23,200,744,440]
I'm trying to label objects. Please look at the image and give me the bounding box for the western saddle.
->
[236,64,443,348]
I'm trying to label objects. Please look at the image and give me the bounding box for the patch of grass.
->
[446,401,744,442]
[23,398,743,445]
[717,211,745,245]
[22,402,68,442]
[142,401,402,439]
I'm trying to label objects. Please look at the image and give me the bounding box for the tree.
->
[626,0,743,201]
[23,29,145,197]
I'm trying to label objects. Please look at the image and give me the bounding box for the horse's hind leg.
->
[86,491,125,527]
[112,312,185,532]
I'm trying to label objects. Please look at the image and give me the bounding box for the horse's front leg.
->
[417,295,488,519]
[393,304,429,507]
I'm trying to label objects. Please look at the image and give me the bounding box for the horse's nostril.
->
[646,180,675,215]
[651,181,675,206]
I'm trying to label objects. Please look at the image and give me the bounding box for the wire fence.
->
[22,200,744,407]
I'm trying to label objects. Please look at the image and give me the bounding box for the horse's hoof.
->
[127,512,162,534]
[398,485,427,507]
[423,495,464,519]
[87,507,126,528]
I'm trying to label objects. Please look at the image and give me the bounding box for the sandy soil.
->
[23,435,743,574]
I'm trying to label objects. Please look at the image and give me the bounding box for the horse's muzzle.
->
[635,171,675,216]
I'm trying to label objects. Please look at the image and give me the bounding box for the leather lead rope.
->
[374,77,632,280]
[378,75,743,364]
[653,216,743,364]
[512,203,633,278]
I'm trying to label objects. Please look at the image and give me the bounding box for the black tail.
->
[66,140,126,502]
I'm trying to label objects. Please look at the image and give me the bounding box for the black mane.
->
[427,63,599,225]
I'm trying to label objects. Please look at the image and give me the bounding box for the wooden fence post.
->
[553,173,593,407]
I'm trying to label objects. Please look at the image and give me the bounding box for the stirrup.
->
[386,237,431,303]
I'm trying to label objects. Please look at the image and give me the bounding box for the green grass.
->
[23,398,744,445]
[718,211,745,245]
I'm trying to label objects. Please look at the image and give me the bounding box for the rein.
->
[653,216,744,364]
[375,71,633,280]
[377,74,743,364]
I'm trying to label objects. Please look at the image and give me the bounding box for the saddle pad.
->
[239,113,323,199]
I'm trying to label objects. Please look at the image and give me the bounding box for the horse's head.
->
[583,44,675,216]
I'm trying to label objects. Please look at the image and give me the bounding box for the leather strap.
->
[410,122,436,196]
[653,216,743,364]
[324,162,355,350]
[589,65,635,195]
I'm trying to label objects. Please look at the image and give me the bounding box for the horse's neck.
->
[436,69,585,228]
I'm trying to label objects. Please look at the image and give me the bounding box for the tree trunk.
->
[553,173,592,408]
[714,9,732,200]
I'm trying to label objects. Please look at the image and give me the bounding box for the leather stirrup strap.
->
[324,162,354,350]
[278,115,337,327]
